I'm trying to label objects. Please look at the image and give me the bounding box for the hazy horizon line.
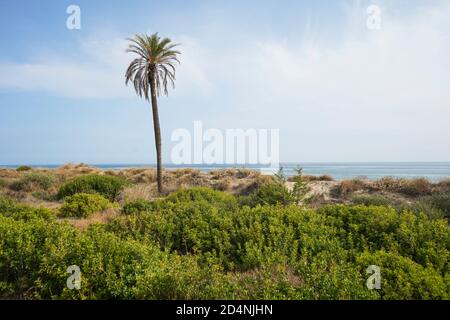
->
[2,161,450,168]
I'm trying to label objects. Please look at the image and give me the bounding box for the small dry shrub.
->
[235,169,253,179]
[9,173,55,192]
[214,177,232,191]
[371,177,432,196]
[437,178,450,190]
[292,175,334,182]
[334,179,366,197]
[400,178,432,196]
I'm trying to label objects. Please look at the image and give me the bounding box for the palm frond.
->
[125,33,181,99]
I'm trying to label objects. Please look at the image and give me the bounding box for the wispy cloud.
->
[0,35,213,100]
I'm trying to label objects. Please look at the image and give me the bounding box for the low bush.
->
[238,168,302,207]
[122,198,153,215]
[165,187,238,211]
[9,173,55,192]
[407,201,445,220]
[238,182,296,207]
[57,174,127,201]
[400,178,433,196]
[420,194,450,218]
[0,196,55,221]
[0,178,6,188]
[351,195,393,207]
[59,193,113,218]
[16,165,32,172]
[437,178,450,189]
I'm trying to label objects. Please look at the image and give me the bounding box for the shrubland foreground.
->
[0,164,449,299]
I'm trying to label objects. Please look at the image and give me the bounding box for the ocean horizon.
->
[2,162,450,182]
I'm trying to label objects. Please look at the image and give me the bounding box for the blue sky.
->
[0,0,449,165]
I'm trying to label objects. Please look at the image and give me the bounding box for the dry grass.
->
[118,183,158,203]
[63,208,119,231]
[117,168,266,199]
[52,163,101,182]
[0,169,21,179]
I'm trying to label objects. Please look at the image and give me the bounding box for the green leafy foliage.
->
[0,196,56,221]
[57,174,127,201]
[407,200,445,220]
[59,193,113,218]
[357,251,448,299]
[0,218,230,299]
[0,187,449,300]
[239,180,295,207]
[122,198,153,215]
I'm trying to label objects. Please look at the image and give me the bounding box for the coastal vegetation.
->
[0,164,449,299]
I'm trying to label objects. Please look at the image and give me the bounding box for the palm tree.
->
[125,33,181,193]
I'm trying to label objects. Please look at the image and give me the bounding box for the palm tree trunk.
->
[149,75,163,194]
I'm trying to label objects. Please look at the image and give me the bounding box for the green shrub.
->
[239,181,296,207]
[242,167,299,207]
[122,198,153,215]
[165,187,238,210]
[16,165,32,172]
[408,201,445,220]
[420,194,450,218]
[0,196,24,216]
[0,216,73,297]
[290,167,311,204]
[109,188,238,265]
[357,251,448,299]
[57,174,127,201]
[351,194,393,207]
[0,178,6,188]
[318,205,450,274]
[10,173,55,192]
[0,196,55,221]
[59,193,113,218]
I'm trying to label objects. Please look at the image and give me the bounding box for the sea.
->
[1,162,450,182]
